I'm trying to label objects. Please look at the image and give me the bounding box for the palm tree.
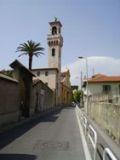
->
[16,40,44,70]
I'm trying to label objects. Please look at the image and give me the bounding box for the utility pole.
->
[80,71,83,89]
[78,57,88,114]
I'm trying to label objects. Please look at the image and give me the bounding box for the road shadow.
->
[0,108,61,150]
[0,154,36,160]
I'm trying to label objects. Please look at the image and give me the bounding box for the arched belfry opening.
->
[52,26,57,35]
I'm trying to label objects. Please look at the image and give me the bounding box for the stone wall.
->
[31,79,55,114]
[0,74,20,128]
[88,101,120,144]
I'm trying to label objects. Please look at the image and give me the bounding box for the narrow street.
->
[0,107,86,160]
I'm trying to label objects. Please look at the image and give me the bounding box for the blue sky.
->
[0,0,120,84]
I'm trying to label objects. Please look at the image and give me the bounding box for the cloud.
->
[62,56,120,85]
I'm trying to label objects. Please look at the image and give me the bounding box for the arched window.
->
[52,26,57,35]
[45,71,48,76]
[37,71,40,76]
[52,48,55,56]
[51,41,53,46]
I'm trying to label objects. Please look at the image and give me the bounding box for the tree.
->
[72,89,83,103]
[16,40,44,70]
[1,69,13,78]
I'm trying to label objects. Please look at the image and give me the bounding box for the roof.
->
[32,68,59,72]
[88,74,120,83]
[49,21,62,27]
[61,70,70,83]
[0,73,18,83]
[10,60,35,77]
[61,70,70,77]
[61,77,66,83]
[33,77,53,92]
[33,77,41,85]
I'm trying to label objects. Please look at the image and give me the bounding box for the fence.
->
[103,148,117,160]
[88,124,97,160]
[77,106,118,160]
[80,113,98,160]
[80,113,87,135]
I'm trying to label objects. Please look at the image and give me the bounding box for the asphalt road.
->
[0,107,86,160]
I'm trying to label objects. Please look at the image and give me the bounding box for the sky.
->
[0,0,120,85]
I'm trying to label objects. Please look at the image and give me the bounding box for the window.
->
[52,48,55,56]
[103,85,111,93]
[52,26,57,35]
[37,71,40,76]
[45,71,48,76]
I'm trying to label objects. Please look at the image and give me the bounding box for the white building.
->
[83,74,120,96]
[82,74,120,112]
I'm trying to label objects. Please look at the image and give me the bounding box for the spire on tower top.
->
[54,17,58,22]
[49,18,62,27]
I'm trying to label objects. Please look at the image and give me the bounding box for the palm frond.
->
[18,52,28,57]
[16,40,45,69]
[34,52,45,57]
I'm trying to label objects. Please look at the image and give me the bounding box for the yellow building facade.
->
[60,70,72,105]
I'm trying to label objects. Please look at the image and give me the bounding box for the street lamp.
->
[78,56,88,114]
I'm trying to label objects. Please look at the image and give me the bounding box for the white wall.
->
[48,45,61,71]
[33,70,58,91]
[88,82,120,95]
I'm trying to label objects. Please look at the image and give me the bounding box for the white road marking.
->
[75,107,92,160]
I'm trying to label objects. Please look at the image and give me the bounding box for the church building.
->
[32,18,72,105]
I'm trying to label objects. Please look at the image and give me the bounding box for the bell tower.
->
[47,18,63,72]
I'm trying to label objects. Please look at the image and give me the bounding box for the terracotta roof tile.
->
[88,74,120,83]
[61,70,70,76]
